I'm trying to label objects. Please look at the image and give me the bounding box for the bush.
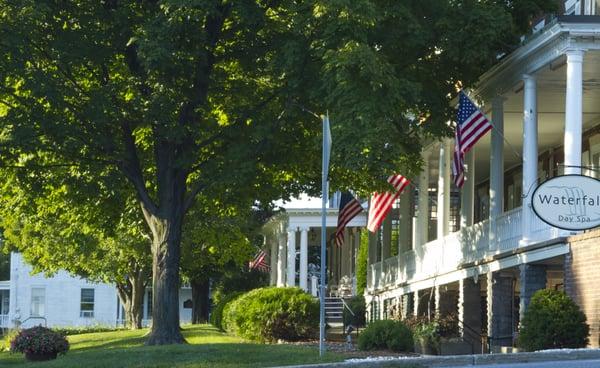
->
[222,287,318,342]
[10,326,69,356]
[343,296,366,328]
[210,291,243,331]
[356,232,369,295]
[1,329,19,352]
[518,289,589,351]
[358,320,413,352]
[54,325,125,336]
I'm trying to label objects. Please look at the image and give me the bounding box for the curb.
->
[271,349,600,367]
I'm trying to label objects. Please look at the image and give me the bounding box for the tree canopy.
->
[0,0,556,344]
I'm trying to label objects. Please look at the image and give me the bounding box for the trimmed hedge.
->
[518,289,589,351]
[358,319,413,352]
[210,291,243,331]
[222,287,318,342]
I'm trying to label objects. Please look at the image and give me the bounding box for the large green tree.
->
[0,0,555,344]
[180,199,255,324]
[0,168,152,329]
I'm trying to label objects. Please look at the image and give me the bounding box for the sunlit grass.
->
[0,324,343,368]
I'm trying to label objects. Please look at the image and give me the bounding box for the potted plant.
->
[10,326,69,361]
[403,317,440,355]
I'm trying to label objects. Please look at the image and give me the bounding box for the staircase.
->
[324,297,345,341]
[324,296,344,327]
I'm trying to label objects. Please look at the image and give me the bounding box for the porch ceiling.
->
[429,50,600,186]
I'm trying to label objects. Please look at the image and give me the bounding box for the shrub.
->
[222,287,318,342]
[343,296,366,328]
[10,326,69,356]
[54,325,125,336]
[356,232,369,295]
[210,291,243,331]
[518,289,589,351]
[358,320,413,352]
[1,329,20,352]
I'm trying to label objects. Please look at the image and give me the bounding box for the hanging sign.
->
[532,174,600,230]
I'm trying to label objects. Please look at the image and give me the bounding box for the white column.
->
[399,188,412,254]
[521,75,538,246]
[489,96,505,250]
[286,229,297,286]
[276,230,286,287]
[269,234,278,286]
[437,139,451,239]
[299,227,309,291]
[460,150,475,228]
[564,49,585,175]
[417,151,430,247]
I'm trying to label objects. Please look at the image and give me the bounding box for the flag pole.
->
[319,113,330,357]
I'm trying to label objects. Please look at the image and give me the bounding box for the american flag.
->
[335,192,363,247]
[249,249,269,272]
[452,130,465,188]
[367,175,410,233]
[452,91,492,188]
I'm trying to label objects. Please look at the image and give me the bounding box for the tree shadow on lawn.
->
[1,342,342,368]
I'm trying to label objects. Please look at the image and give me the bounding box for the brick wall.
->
[565,229,600,347]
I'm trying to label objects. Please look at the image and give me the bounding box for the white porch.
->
[264,205,367,296]
[367,15,600,298]
[367,205,561,292]
[0,281,9,328]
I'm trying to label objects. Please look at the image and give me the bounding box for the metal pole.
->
[319,115,329,357]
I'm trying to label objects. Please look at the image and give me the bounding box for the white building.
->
[269,1,600,352]
[0,253,193,329]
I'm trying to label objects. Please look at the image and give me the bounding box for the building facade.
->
[266,194,367,297]
[366,6,600,351]
[0,253,193,329]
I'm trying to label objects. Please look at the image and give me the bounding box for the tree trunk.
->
[144,194,186,345]
[116,268,147,330]
[191,278,210,324]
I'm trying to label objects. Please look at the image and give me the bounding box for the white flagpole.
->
[319,113,331,357]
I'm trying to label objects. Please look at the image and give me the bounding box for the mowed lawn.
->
[0,324,344,368]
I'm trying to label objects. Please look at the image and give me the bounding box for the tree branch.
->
[119,121,158,216]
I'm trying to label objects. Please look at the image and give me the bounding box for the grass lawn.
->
[0,324,345,368]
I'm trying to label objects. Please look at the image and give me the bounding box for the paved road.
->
[445,359,600,368]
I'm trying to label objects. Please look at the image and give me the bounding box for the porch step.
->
[324,297,344,326]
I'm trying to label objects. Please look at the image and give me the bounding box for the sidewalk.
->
[272,349,600,368]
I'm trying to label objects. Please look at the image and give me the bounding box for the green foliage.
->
[211,268,269,306]
[358,320,413,352]
[0,325,346,367]
[0,252,9,281]
[356,231,369,295]
[53,326,126,336]
[10,326,69,355]
[518,289,589,351]
[210,292,243,331]
[222,287,318,342]
[1,329,20,352]
[343,296,366,328]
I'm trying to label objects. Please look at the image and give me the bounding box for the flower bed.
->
[10,326,69,361]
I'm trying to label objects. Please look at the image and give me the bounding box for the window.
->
[80,288,95,318]
[31,288,45,317]
[183,299,192,309]
[0,290,9,315]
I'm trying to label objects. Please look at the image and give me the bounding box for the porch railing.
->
[0,315,8,328]
[368,205,557,291]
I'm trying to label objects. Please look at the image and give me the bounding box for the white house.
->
[0,253,193,329]
[268,0,600,352]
